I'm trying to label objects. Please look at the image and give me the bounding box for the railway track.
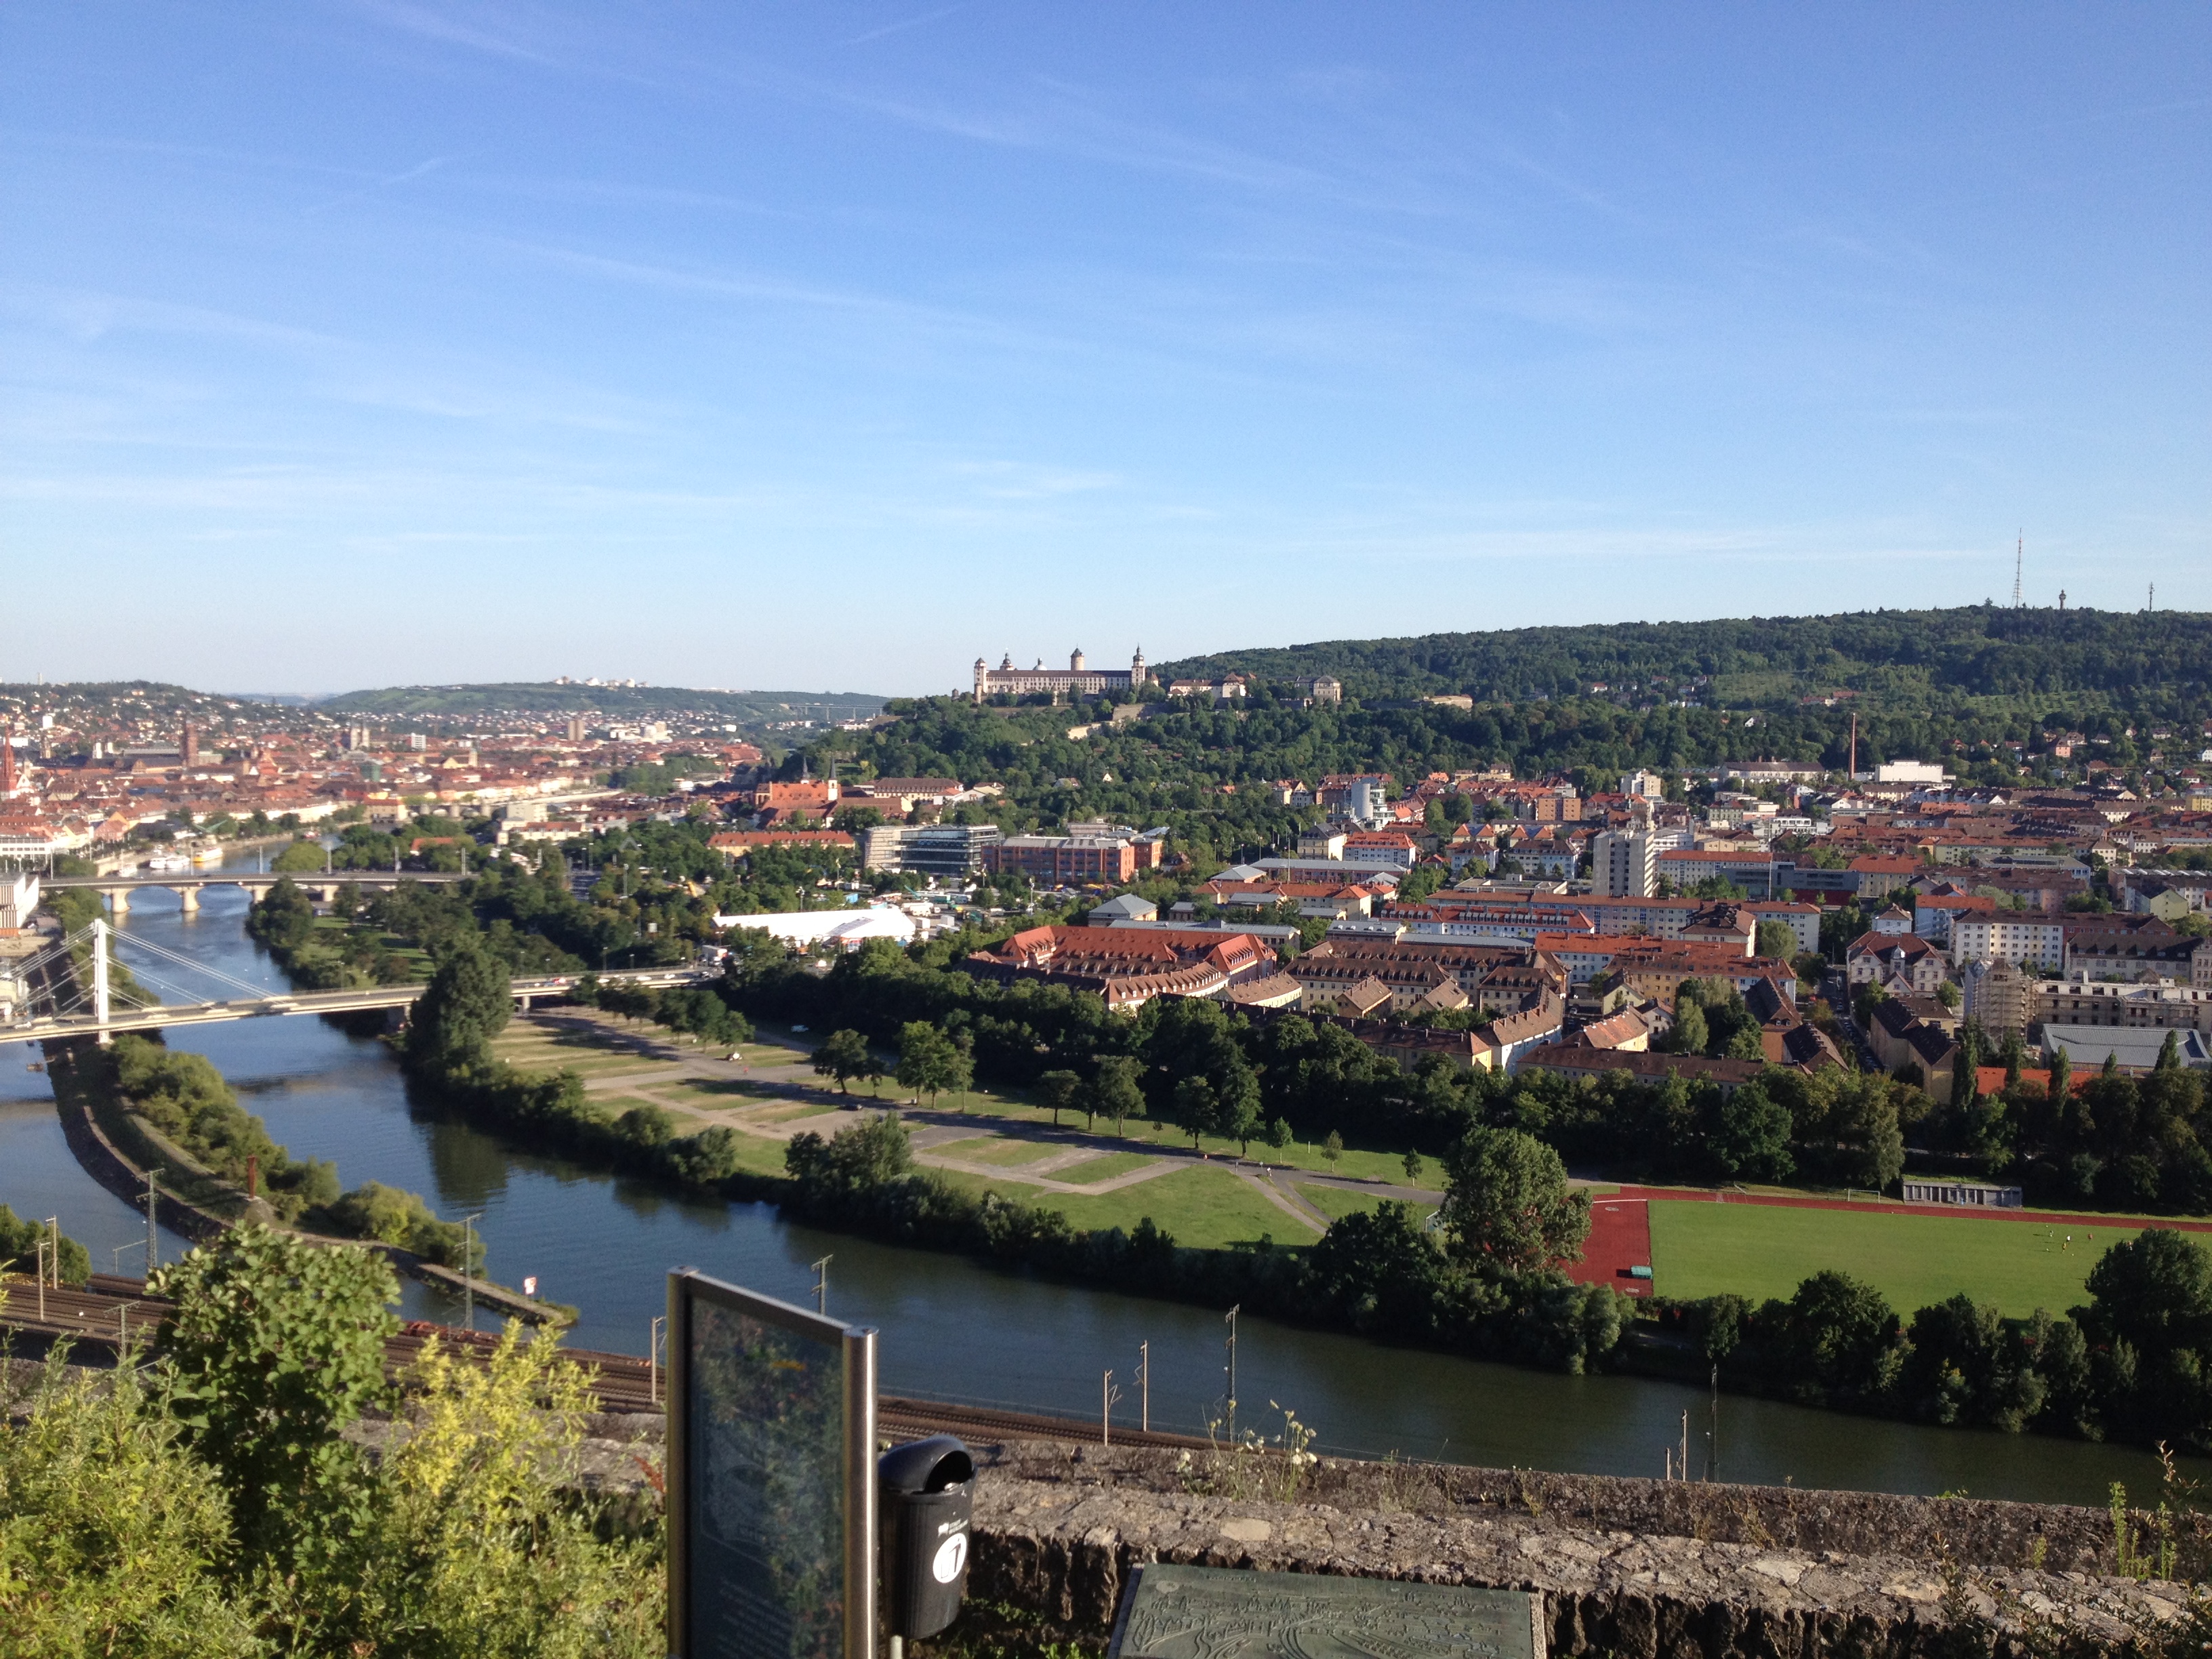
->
[1,1275,1192,1445]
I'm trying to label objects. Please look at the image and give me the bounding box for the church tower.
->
[1131,646,1147,686]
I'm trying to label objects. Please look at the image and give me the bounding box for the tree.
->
[150,1227,400,1558]
[1089,1054,1145,1136]
[1265,1116,1292,1151]
[1171,1075,1219,1149]
[270,838,327,874]
[1833,1077,1905,1191]
[1755,921,1799,961]
[1710,1082,1795,1181]
[0,1204,89,1284]
[1950,1018,1986,1108]
[1323,1129,1344,1171]
[406,939,512,1076]
[1438,1126,1590,1274]
[1402,1149,1425,1185]
[1668,998,1709,1057]
[1036,1068,1082,1126]
[1776,1271,1902,1401]
[2078,1227,2212,1359]
[245,876,315,951]
[2049,1045,2072,1109]
[894,1021,960,1106]
[813,1029,874,1095]
[785,1113,914,1204]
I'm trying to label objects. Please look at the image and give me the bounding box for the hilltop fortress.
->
[973,647,1151,703]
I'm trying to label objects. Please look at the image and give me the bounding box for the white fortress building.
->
[973,647,1151,703]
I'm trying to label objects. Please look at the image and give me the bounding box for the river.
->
[1,851,2191,1504]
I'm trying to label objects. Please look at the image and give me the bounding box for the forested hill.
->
[314,683,886,724]
[1163,606,2212,710]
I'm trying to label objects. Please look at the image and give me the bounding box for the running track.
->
[1570,1195,1656,1297]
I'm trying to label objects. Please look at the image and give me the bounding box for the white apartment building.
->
[1591,830,1658,898]
[1950,913,2066,971]
[1618,770,1665,801]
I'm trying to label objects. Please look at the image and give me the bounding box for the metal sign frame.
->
[667,1267,878,1659]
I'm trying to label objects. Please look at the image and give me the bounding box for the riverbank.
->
[61,874,2190,1498]
[47,1031,564,1324]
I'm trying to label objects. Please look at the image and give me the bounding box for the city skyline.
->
[4,4,2208,695]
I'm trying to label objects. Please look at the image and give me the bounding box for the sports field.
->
[1647,1200,2146,1318]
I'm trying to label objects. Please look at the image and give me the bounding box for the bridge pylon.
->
[90,916,112,1040]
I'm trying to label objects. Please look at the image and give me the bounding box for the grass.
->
[1052,1151,1166,1187]
[929,1164,1309,1251]
[1647,1200,2147,1318]
[1295,1182,1436,1227]
[955,1137,1071,1168]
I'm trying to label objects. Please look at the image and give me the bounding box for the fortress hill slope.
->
[1165,605,2212,715]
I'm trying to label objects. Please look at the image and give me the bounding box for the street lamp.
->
[453,1211,485,1330]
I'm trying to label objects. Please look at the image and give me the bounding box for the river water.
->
[0,853,2191,1504]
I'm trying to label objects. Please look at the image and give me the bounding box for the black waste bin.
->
[878,1433,975,1639]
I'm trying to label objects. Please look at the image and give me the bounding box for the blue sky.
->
[4,4,2207,696]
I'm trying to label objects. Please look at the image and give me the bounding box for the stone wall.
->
[960,1441,2192,1658]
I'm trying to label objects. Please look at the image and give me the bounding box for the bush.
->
[0,1206,89,1285]
[322,1182,478,1270]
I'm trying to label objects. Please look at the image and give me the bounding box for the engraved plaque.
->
[1108,1564,1544,1659]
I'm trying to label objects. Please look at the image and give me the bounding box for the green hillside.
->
[1161,605,2212,714]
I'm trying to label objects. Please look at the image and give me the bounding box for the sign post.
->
[667,1267,878,1659]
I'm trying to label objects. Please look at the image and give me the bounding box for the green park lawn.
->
[953,1135,1071,1167]
[1647,1201,2149,1319]
[1052,1151,1166,1187]
[930,1163,1310,1250]
[1296,1182,1435,1227]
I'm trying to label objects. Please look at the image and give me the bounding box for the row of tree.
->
[1668,1227,2212,1452]
[782,1112,1624,1376]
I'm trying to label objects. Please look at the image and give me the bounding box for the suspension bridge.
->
[0,918,711,1047]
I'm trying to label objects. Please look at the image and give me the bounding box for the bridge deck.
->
[0,966,711,1046]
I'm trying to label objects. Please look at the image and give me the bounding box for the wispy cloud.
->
[348,0,562,68]
[846,5,966,47]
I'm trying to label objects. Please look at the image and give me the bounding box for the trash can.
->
[878,1433,975,1639]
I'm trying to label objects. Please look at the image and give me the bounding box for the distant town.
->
[7,649,2210,1134]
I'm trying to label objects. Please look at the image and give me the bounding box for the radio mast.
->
[2013,533,2022,609]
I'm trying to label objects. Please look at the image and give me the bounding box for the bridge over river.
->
[0,915,711,1046]
[44,869,471,915]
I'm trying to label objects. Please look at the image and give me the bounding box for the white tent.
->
[713,907,920,950]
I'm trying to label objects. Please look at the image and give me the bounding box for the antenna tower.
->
[2013,533,2022,609]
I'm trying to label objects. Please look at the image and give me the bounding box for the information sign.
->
[668,1269,878,1659]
